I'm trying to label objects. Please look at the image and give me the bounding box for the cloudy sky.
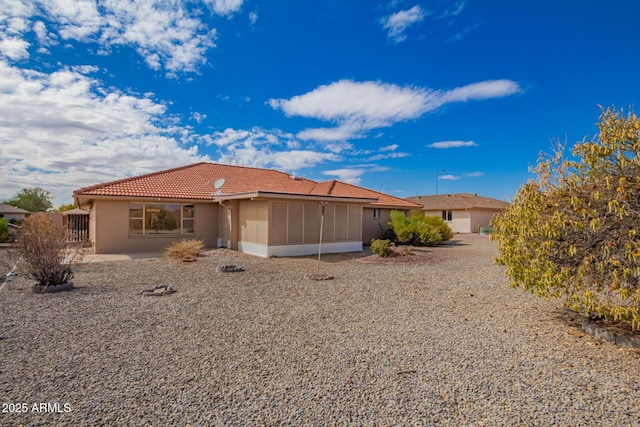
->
[1,0,639,206]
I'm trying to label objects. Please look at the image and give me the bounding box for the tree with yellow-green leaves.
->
[492,107,640,330]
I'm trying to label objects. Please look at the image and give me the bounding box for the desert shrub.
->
[19,213,75,287]
[422,215,454,242]
[164,239,205,260]
[388,211,413,243]
[492,107,640,330]
[416,221,442,246]
[0,218,8,243]
[370,239,391,257]
[388,210,452,246]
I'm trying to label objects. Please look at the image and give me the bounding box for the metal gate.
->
[65,212,89,243]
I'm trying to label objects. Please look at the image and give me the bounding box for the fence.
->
[64,212,89,243]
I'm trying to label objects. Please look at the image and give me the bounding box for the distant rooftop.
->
[406,193,509,211]
[0,203,30,214]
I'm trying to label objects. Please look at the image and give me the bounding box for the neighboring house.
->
[406,193,510,234]
[0,203,30,222]
[73,162,421,257]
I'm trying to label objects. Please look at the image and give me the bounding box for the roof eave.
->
[215,191,378,203]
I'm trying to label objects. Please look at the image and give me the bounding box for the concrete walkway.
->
[78,251,163,263]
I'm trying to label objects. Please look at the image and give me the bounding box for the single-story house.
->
[406,193,509,234]
[0,203,30,222]
[73,162,422,257]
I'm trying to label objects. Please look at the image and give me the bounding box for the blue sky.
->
[1,0,639,206]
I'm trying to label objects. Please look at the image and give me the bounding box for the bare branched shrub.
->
[164,239,205,260]
[20,213,76,288]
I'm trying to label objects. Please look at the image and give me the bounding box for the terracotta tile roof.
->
[74,162,420,208]
[406,193,509,210]
[312,180,422,208]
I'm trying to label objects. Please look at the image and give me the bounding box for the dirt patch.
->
[356,247,442,264]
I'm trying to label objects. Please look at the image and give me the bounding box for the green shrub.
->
[165,239,205,260]
[422,215,453,242]
[20,213,76,288]
[416,222,442,246]
[370,239,391,257]
[388,210,452,246]
[0,218,8,243]
[388,211,413,243]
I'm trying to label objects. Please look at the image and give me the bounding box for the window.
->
[373,208,380,219]
[442,210,452,222]
[129,203,195,235]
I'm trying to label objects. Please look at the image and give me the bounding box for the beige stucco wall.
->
[422,209,502,233]
[91,199,218,254]
[423,209,471,233]
[469,209,500,233]
[362,208,395,243]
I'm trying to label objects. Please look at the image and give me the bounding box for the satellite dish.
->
[213,178,225,190]
[213,178,225,195]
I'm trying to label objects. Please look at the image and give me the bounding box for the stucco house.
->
[73,162,421,257]
[406,193,509,234]
[0,203,30,222]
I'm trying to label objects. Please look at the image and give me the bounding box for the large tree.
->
[492,107,640,330]
[5,187,54,212]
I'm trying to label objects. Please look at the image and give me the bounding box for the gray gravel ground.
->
[1,235,639,426]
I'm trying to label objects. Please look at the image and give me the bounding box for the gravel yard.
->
[1,235,639,426]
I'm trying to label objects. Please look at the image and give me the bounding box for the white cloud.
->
[440,1,466,18]
[438,174,458,181]
[0,36,29,59]
[208,127,341,172]
[0,0,245,74]
[367,151,409,161]
[322,168,365,184]
[436,171,485,181]
[441,79,521,103]
[190,111,206,124]
[270,79,521,143]
[296,124,364,143]
[204,0,244,15]
[381,5,425,43]
[428,140,478,149]
[380,144,398,151]
[249,11,258,26]
[0,60,207,204]
[270,79,428,125]
[32,21,57,46]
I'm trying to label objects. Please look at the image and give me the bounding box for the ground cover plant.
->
[492,107,640,330]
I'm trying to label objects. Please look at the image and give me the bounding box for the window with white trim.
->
[442,210,452,222]
[373,208,381,219]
